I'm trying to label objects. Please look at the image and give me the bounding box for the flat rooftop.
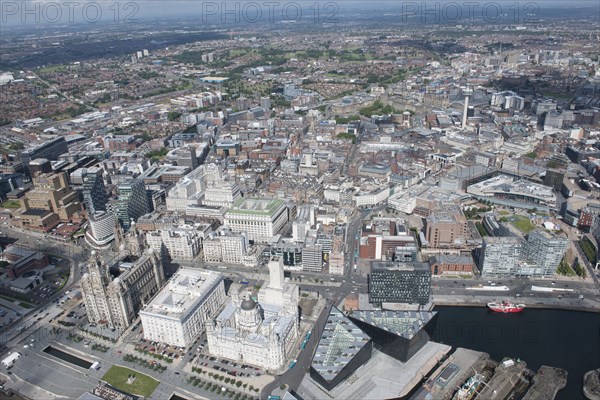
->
[140,268,222,321]
[411,347,490,400]
[226,197,285,216]
[371,261,431,272]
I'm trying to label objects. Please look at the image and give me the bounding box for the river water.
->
[431,306,600,400]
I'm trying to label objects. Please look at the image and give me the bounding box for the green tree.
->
[7,142,24,150]
[168,111,182,121]
[573,261,587,278]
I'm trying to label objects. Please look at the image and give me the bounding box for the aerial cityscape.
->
[0,1,600,400]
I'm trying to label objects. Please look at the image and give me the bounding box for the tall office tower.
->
[114,178,152,230]
[480,236,523,277]
[462,89,472,128]
[544,168,565,192]
[302,233,323,272]
[292,205,315,243]
[76,167,108,214]
[86,211,116,249]
[28,158,52,177]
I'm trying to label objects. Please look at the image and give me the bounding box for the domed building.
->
[207,257,299,371]
[236,295,262,332]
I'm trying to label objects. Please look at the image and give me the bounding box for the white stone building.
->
[203,180,241,208]
[165,167,206,212]
[207,257,299,371]
[203,227,249,264]
[146,225,202,261]
[292,205,316,243]
[139,268,226,347]
[354,187,391,208]
[224,198,289,243]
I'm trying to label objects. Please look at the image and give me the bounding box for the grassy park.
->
[580,237,598,265]
[510,216,536,234]
[102,365,160,397]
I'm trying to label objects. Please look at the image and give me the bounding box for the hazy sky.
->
[1,0,598,28]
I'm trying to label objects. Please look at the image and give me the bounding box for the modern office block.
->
[368,261,431,306]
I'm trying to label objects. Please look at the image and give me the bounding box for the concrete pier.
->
[584,369,600,400]
[522,366,568,400]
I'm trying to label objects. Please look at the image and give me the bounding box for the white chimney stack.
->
[462,92,470,129]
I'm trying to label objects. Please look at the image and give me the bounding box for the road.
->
[432,277,600,309]
[0,224,89,346]
[261,301,331,399]
[573,235,600,286]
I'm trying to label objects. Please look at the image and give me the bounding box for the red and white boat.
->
[487,300,525,313]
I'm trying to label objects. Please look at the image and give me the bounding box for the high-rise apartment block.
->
[481,230,568,277]
[480,236,524,277]
[522,230,569,277]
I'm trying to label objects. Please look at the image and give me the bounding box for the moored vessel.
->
[487,300,525,313]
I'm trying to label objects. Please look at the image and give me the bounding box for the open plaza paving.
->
[0,289,320,400]
[0,314,269,400]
